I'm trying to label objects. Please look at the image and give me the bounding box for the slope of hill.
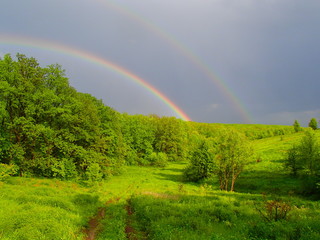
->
[1,131,320,239]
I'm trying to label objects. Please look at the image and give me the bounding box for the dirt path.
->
[83,197,120,240]
[83,207,106,240]
[125,201,135,239]
[125,199,148,240]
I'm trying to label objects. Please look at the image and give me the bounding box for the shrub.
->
[85,163,103,182]
[51,158,77,180]
[147,152,168,167]
[256,198,291,222]
[0,163,17,181]
[183,140,215,182]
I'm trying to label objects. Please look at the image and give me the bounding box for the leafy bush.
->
[183,140,215,182]
[51,158,77,180]
[85,163,103,183]
[147,152,168,167]
[0,163,17,181]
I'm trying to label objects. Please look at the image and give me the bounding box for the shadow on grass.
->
[235,170,301,196]
[161,168,185,173]
[154,172,184,183]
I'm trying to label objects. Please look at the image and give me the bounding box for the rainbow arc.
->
[0,34,191,121]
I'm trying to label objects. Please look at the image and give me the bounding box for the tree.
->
[285,145,302,177]
[298,131,320,175]
[121,114,156,165]
[154,117,188,162]
[214,129,253,191]
[183,138,215,181]
[293,120,301,132]
[285,130,320,194]
[0,53,126,179]
[308,118,318,130]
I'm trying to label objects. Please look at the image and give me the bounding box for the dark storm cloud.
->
[1,0,319,124]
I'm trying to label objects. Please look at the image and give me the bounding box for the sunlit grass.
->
[0,178,101,240]
[1,131,320,239]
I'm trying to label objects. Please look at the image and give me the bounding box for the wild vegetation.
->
[1,54,320,239]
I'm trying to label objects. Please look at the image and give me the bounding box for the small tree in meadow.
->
[285,130,320,194]
[285,145,302,177]
[183,139,215,182]
[293,120,301,132]
[214,129,253,191]
[308,118,318,130]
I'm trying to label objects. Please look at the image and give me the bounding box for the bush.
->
[183,140,215,182]
[51,158,77,180]
[147,152,168,167]
[0,163,17,181]
[85,163,103,183]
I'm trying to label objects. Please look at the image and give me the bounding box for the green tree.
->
[154,117,188,162]
[183,138,215,182]
[293,120,301,132]
[0,53,125,179]
[214,129,253,191]
[121,114,156,165]
[285,130,320,194]
[308,118,318,130]
[285,145,302,177]
[299,131,320,175]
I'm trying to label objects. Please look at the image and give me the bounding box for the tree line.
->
[0,54,304,185]
[0,54,192,181]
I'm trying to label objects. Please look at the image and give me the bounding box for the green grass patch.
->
[0,178,102,240]
[128,192,320,240]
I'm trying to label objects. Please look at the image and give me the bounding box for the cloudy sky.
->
[1,0,319,126]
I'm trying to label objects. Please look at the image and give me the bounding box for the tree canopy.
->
[1,53,298,187]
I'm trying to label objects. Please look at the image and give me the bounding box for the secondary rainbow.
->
[96,0,253,123]
[0,34,191,121]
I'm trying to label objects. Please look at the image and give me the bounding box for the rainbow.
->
[0,34,191,121]
[96,0,253,123]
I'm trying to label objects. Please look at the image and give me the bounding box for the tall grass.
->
[128,192,320,240]
[1,130,319,239]
[0,178,102,240]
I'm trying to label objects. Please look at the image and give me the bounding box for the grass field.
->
[1,131,320,239]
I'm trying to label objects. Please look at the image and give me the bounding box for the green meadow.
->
[1,54,320,239]
[1,131,320,240]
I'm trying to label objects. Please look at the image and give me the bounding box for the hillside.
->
[1,132,320,239]
[1,54,320,239]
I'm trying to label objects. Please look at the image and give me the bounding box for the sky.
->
[1,0,320,126]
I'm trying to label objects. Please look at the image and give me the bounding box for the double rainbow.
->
[96,0,253,123]
[0,34,191,121]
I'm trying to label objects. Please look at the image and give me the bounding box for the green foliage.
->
[154,117,188,162]
[285,131,320,195]
[285,145,302,177]
[147,152,168,167]
[214,129,253,191]
[191,122,295,140]
[85,163,103,183]
[184,128,254,192]
[297,131,320,175]
[309,118,318,130]
[121,114,155,165]
[293,120,302,132]
[183,139,215,181]
[0,163,17,181]
[0,54,126,180]
[51,158,77,180]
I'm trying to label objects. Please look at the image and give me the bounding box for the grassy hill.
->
[1,130,320,239]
